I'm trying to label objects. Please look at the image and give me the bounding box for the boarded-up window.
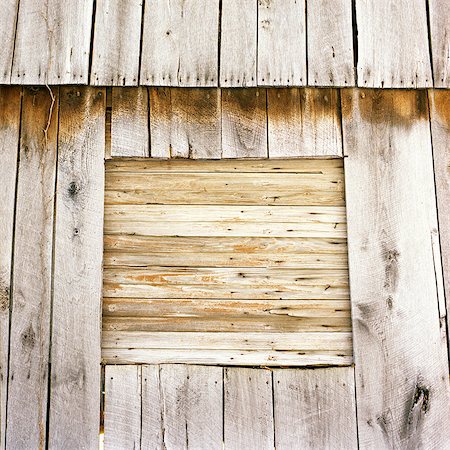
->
[102,159,351,366]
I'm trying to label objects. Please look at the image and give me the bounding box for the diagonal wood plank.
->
[355,0,432,88]
[0,0,19,83]
[11,0,94,84]
[48,87,105,449]
[342,89,450,448]
[140,0,220,86]
[6,87,58,450]
[91,0,143,86]
[0,86,21,450]
[273,367,358,449]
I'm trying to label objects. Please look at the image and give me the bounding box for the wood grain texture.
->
[355,0,432,88]
[429,90,450,348]
[91,0,143,86]
[0,0,19,83]
[428,0,450,87]
[222,89,267,158]
[342,89,450,448]
[140,0,220,86]
[307,0,354,86]
[11,0,94,84]
[258,0,306,86]
[111,87,149,157]
[220,0,257,87]
[0,87,21,450]
[267,88,343,157]
[6,87,58,450]
[273,367,358,449]
[224,367,274,450]
[48,87,105,449]
[149,88,221,158]
[104,365,142,450]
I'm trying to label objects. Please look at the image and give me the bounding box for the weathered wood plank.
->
[224,368,274,449]
[140,0,220,86]
[0,0,19,83]
[307,0,354,86]
[104,365,141,450]
[273,367,358,449]
[342,89,450,448]
[48,87,105,449]
[222,89,267,158]
[267,88,343,157]
[0,86,21,450]
[355,0,432,88]
[111,87,149,157]
[257,0,306,86]
[11,0,94,84]
[155,365,223,449]
[429,90,450,346]
[149,88,221,158]
[428,0,450,87]
[220,0,257,87]
[91,0,143,86]
[6,87,58,450]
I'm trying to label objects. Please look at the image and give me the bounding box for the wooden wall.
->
[1,86,450,448]
[1,0,449,88]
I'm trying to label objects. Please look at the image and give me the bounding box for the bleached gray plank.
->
[222,88,267,158]
[355,0,432,88]
[257,0,306,86]
[111,87,149,157]
[149,88,221,158]
[220,0,257,87]
[0,0,19,83]
[342,89,450,448]
[147,365,223,449]
[224,367,274,450]
[428,0,450,87]
[48,87,105,449]
[141,365,163,449]
[104,365,142,450]
[307,0,354,86]
[6,87,58,450]
[0,87,21,450]
[273,367,358,449]
[91,0,143,86]
[267,88,342,157]
[140,0,220,86]
[429,90,450,347]
[11,0,94,84]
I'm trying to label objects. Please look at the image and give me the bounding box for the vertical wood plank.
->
[429,90,450,347]
[11,0,94,84]
[355,0,432,88]
[141,365,163,449]
[91,0,143,86]
[140,0,220,86]
[220,0,257,87]
[267,88,342,157]
[6,87,58,450]
[149,88,221,159]
[257,0,306,86]
[307,0,354,87]
[48,87,105,449]
[104,365,142,450]
[0,0,19,83]
[273,367,358,449]
[111,87,149,157]
[224,367,274,450]
[0,87,21,450]
[342,89,450,448]
[222,88,267,158]
[428,0,450,88]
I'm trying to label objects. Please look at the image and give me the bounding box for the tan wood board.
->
[0,0,19,83]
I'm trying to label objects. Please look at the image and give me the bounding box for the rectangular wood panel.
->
[102,159,351,366]
[0,0,19,83]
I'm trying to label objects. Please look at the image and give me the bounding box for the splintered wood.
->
[102,159,351,366]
